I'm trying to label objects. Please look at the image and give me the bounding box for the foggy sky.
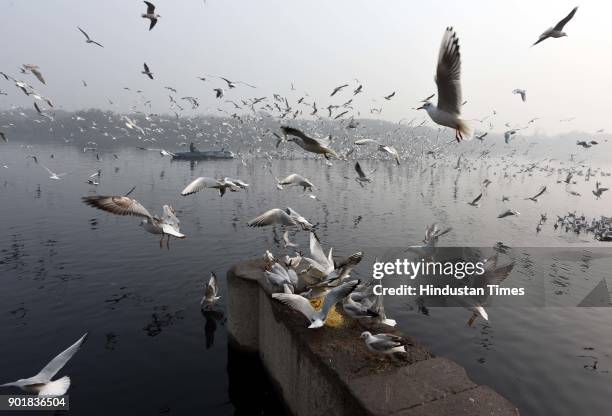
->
[0,0,609,135]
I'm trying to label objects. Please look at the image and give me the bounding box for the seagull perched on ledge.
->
[360,332,406,355]
[418,27,473,142]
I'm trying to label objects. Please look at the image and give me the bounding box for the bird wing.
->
[38,376,71,396]
[161,205,180,229]
[248,208,296,227]
[533,186,547,199]
[435,27,462,115]
[355,161,367,179]
[30,68,45,84]
[271,293,316,321]
[206,272,219,299]
[82,195,153,219]
[143,63,150,72]
[144,1,156,13]
[149,18,158,30]
[308,231,332,269]
[181,177,220,195]
[554,6,578,31]
[77,27,90,40]
[320,280,360,319]
[472,193,483,204]
[354,139,380,146]
[31,333,88,384]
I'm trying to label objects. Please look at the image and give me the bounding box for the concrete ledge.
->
[227,260,519,416]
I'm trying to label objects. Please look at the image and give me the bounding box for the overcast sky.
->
[0,0,608,135]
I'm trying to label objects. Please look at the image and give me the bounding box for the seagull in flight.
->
[533,6,578,46]
[247,207,312,230]
[28,157,66,179]
[498,209,520,219]
[77,27,103,47]
[142,1,160,30]
[525,186,546,202]
[465,193,483,207]
[330,84,348,96]
[82,195,186,247]
[201,272,221,310]
[219,77,256,89]
[142,63,154,80]
[354,138,401,165]
[181,177,240,197]
[384,91,396,100]
[417,28,473,141]
[21,64,45,85]
[354,161,372,186]
[0,333,88,396]
[280,126,339,159]
[512,89,526,102]
[272,280,360,328]
[276,173,315,191]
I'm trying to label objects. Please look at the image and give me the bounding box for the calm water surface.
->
[0,142,610,415]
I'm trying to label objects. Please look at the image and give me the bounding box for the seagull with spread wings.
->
[247,207,313,230]
[82,195,186,247]
[354,138,401,165]
[272,280,360,328]
[532,6,578,46]
[417,28,472,141]
[0,333,88,396]
[142,63,154,80]
[77,27,103,47]
[280,126,339,159]
[142,1,160,30]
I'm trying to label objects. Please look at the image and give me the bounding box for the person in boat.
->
[189,142,197,153]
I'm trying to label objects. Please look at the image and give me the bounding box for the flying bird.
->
[82,196,185,247]
[384,91,396,100]
[181,177,239,197]
[466,193,483,207]
[533,6,578,46]
[142,63,154,80]
[280,126,339,159]
[142,1,160,30]
[512,89,527,102]
[417,28,473,141]
[498,209,520,219]
[0,333,88,396]
[330,84,348,96]
[525,186,547,202]
[272,280,360,328]
[354,138,401,165]
[201,272,221,310]
[21,64,45,84]
[247,207,312,230]
[77,27,103,47]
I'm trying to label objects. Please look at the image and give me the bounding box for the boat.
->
[172,147,235,161]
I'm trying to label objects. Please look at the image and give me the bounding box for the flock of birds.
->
[1,2,610,399]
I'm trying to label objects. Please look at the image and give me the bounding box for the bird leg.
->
[166,235,171,250]
[159,235,164,248]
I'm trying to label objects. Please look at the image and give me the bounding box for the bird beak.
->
[416,105,425,110]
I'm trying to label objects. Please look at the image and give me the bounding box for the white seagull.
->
[360,332,406,355]
[272,279,360,328]
[201,272,221,309]
[0,332,88,396]
[417,27,473,141]
[533,6,578,46]
[82,196,186,247]
[354,138,401,165]
[280,126,339,159]
[276,174,315,191]
[181,177,239,197]
[77,27,103,47]
[247,207,313,230]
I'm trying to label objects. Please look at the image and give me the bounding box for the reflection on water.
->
[0,142,611,415]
